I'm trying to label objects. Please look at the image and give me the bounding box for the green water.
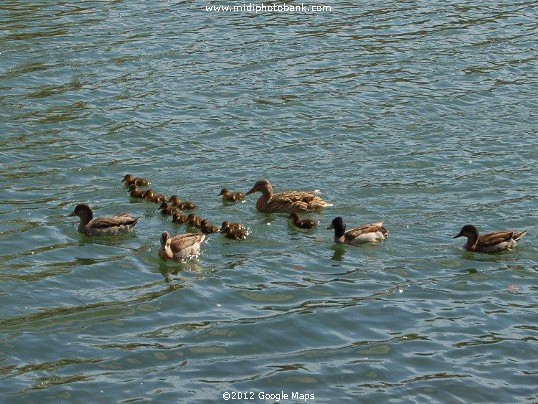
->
[1,1,537,402]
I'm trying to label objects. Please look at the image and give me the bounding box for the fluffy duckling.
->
[221,222,248,240]
[245,180,333,213]
[159,201,181,216]
[289,213,319,229]
[172,212,189,224]
[68,203,139,236]
[187,213,202,228]
[219,188,245,202]
[200,219,220,234]
[143,190,166,204]
[128,184,145,198]
[454,224,527,253]
[158,231,205,261]
[168,195,197,210]
[221,221,246,231]
[122,174,150,187]
[327,217,388,245]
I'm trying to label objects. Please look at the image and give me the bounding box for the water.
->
[1,1,537,402]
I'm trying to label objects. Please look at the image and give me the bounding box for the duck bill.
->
[245,187,256,195]
[68,211,76,217]
[327,224,334,230]
[453,232,463,239]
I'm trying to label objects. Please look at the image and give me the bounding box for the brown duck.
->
[221,222,248,240]
[453,224,527,253]
[159,201,181,215]
[289,213,319,229]
[128,184,145,198]
[168,195,197,210]
[68,203,139,236]
[121,174,150,187]
[200,219,220,234]
[158,231,205,260]
[143,190,166,204]
[172,212,189,224]
[219,188,245,202]
[245,180,333,213]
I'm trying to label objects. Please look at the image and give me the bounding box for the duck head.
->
[68,203,93,221]
[246,180,272,196]
[454,224,479,239]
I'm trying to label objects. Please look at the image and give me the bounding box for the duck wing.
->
[477,231,515,248]
[89,215,139,229]
[270,191,331,212]
[169,233,205,253]
[344,222,385,239]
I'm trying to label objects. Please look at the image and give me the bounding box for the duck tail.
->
[513,230,527,241]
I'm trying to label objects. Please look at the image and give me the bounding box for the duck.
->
[221,222,248,240]
[289,212,319,229]
[143,190,166,204]
[158,201,181,215]
[187,213,202,228]
[128,184,145,198]
[172,212,189,224]
[453,224,527,253]
[327,217,388,245]
[221,221,246,231]
[168,195,197,210]
[158,231,205,261]
[219,188,245,202]
[200,219,220,234]
[68,203,139,236]
[121,174,150,187]
[245,180,333,213]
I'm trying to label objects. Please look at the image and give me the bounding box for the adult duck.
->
[68,203,139,236]
[453,224,527,253]
[245,180,332,213]
[327,217,388,244]
[158,231,205,261]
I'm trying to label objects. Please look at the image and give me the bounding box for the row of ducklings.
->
[123,173,248,240]
[68,176,528,259]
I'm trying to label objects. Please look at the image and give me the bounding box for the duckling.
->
[121,174,150,187]
[168,195,197,210]
[187,213,202,228]
[143,190,166,204]
[289,212,319,229]
[221,221,246,231]
[245,180,333,213]
[68,203,139,236]
[158,231,205,261]
[200,219,220,234]
[221,222,248,240]
[327,217,388,245]
[128,184,145,198]
[219,188,245,202]
[453,224,527,253]
[172,212,189,224]
[159,201,181,215]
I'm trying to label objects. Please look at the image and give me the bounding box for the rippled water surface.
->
[1,1,537,402]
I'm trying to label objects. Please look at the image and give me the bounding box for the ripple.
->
[0,0,537,402]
